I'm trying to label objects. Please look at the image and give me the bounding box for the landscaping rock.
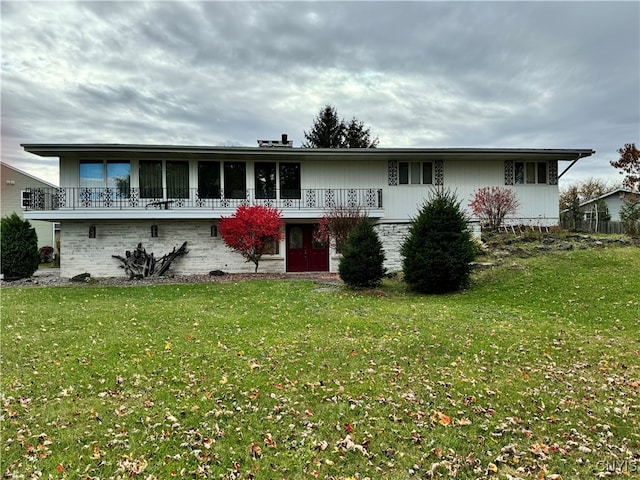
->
[70,273,91,282]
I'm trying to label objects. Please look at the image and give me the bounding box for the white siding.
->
[301,160,386,189]
[383,160,560,224]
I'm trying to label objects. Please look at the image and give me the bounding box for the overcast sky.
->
[2,1,638,188]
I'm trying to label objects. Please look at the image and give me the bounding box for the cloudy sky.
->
[2,1,638,188]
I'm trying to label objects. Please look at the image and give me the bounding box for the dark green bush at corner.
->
[402,188,477,294]
[1,213,40,279]
[339,219,386,288]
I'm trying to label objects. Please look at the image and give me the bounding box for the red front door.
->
[286,224,329,272]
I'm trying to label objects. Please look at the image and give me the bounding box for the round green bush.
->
[1,213,40,279]
[401,189,476,294]
[339,219,386,288]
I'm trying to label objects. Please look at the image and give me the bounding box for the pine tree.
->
[401,189,476,294]
[302,105,378,148]
[344,117,379,148]
[1,213,40,279]
[619,197,640,235]
[339,219,386,288]
[302,105,344,148]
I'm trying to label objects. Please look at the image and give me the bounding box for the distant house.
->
[20,140,593,278]
[579,188,639,222]
[1,161,58,250]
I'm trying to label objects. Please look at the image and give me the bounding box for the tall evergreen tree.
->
[302,105,378,148]
[344,117,380,148]
[401,189,476,294]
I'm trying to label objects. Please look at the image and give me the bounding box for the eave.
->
[21,144,595,163]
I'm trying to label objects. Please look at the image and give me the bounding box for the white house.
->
[20,141,593,278]
[1,161,58,250]
[579,188,639,223]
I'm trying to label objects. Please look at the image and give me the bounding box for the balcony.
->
[22,187,384,218]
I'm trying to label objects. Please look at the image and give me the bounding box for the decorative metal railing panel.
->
[22,188,384,211]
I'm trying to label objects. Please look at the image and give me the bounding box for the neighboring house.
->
[20,140,593,278]
[579,188,639,222]
[1,161,58,250]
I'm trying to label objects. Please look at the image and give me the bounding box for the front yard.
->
[1,246,638,479]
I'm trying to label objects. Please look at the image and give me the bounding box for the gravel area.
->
[0,270,342,289]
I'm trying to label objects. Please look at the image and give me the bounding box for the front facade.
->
[1,161,58,250]
[21,144,593,278]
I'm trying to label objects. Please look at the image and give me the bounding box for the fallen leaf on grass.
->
[249,442,262,458]
[264,433,276,448]
[431,410,451,426]
[336,434,369,456]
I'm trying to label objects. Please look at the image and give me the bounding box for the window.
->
[537,162,547,184]
[80,161,104,188]
[166,161,189,198]
[255,162,276,199]
[80,160,131,200]
[398,162,433,185]
[288,226,303,249]
[107,161,130,198]
[515,162,548,185]
[280,163,301,199]
[224,162,246,199]
[139,160,163,198]
[21,190,32,208]
[423,162,433,185]
[198,162,221,199]
[263,238,280,255]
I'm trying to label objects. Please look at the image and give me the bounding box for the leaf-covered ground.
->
[1,247,639,479]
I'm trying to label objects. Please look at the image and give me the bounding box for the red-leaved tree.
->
[610,143,640,192]
[469,187,520,231]
[313,206,364,253]
[218,204,283,273]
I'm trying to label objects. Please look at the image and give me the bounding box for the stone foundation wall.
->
[59,220,285,278]
[58,219,480,278]
[374,223,409,273]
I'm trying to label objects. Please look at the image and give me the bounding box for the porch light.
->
[151,224,158,238]
[211,224,218,237]
[89,225,96,238]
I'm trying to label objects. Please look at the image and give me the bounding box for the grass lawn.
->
[1,247,639,479]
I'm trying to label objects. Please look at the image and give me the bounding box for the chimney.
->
[257,134,293,147]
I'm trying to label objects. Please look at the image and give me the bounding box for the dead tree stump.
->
[112,242,188,279]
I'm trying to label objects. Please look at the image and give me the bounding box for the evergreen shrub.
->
[401,189,476,294]
[1,213,40,279]
[339,219,386,288]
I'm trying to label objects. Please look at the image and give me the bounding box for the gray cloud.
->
[1,1,638,187]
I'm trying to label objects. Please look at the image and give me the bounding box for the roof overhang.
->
[21,144,595,163]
